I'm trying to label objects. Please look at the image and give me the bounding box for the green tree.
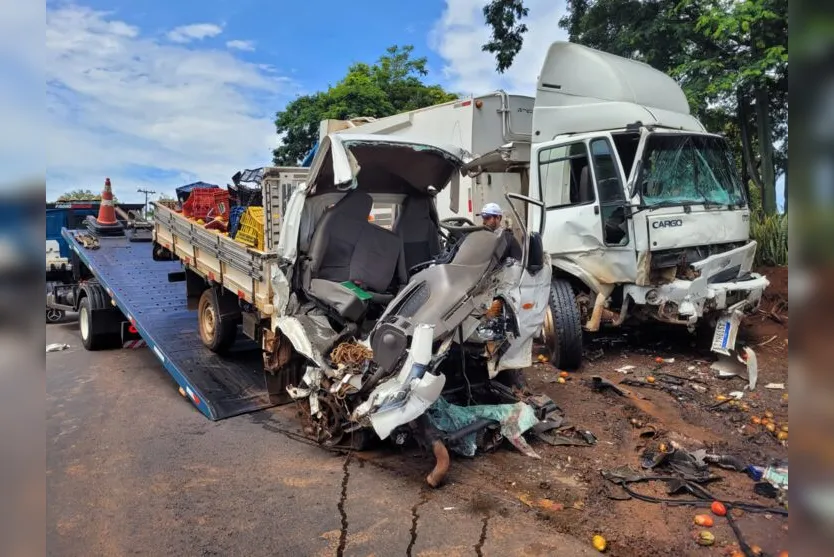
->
[482,0,530,73]
[56,189,119,203]
[273,45,458,166]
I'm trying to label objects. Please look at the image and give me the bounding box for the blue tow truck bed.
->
[61,228,284,420]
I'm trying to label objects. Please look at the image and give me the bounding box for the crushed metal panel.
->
[636,250,652,286]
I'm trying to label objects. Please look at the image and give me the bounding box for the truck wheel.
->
[46,308,65,323]
[198,289,237,353]
[544,279,584,370]
[78,296,116,350]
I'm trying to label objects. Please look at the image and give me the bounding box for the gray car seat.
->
[305,190,406,321]
[369,229,507,374]
[393,196,441,272]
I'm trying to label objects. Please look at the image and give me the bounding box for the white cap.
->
[481,202,503,217]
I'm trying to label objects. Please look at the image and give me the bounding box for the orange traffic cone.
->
[85,177,124,236]
[96,177,118,225]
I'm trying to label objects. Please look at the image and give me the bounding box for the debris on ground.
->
[712,346,759,390]
[517,493,564,513]
[46,343,70,352]
[426,397,540,458]
[694,513,714,526]
[591,534,607,552]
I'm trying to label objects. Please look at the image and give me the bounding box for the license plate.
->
[711,312,741,355]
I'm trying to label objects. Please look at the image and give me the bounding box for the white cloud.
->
[429,0,568,96]
[46,5,296,203]
[166,22,223,44]
[226,39,255,52]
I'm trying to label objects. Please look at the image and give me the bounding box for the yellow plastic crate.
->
[235,207,264,251]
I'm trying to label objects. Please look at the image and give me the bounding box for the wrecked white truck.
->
[153,134,557,485]
[319,42,770,369]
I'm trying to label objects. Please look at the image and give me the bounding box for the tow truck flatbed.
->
[61,227,284,420]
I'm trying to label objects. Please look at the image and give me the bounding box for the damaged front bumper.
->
[625,273,769,325]
[625,242,770,327]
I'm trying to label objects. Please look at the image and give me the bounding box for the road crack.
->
[406,490,430,557]
[336,453,352,557]
[474,514,490,557]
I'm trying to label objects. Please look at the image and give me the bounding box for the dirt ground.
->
[359,266,789,556]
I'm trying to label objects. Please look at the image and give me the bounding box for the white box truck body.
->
[320,92,534,236]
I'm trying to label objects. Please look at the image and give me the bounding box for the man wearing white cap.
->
[480,202,522,262]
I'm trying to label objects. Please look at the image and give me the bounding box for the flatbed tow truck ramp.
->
[59,228,285,420]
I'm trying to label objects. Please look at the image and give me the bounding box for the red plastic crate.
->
[182,188,230,221]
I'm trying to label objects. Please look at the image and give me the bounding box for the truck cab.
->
[524,42,768,365]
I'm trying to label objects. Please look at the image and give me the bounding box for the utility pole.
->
[137,188,157,218]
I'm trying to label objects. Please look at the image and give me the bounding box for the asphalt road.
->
[46,319,592,557]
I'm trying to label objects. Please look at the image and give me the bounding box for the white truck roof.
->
[533,42,705,139]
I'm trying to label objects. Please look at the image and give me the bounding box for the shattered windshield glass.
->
[639,134,746,206]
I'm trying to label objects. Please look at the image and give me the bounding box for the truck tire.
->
[78,296,118,351]
[198,288,237,353]
[544,279,584,370]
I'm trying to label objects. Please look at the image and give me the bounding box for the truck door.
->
[529,133,637,287]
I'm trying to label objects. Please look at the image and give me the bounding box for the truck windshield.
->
[639,133,746,207]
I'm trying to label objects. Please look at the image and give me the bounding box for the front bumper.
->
[625,273,770,325]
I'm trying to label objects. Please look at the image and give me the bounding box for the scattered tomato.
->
[646,376,656,384]
[766,423,777,433]
[750,545,763,556]
[560,371,569,378]
[694,514,714,527]
[777,431,788,441]
[765,410,774,419]
[751,416,762,425]
[557,377,566,384]
[781,425,789,432]
[655,357,664,364]
[697,530,715,546]
[592,534,607,552]
[711,501,727,516]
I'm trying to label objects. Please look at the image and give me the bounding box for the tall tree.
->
[273,46,457,166]
[481,0,530,73]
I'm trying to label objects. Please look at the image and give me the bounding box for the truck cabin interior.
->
[297,142,457,324]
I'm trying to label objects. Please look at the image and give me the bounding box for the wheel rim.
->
[542,305,559,359]
[46,309,63,322]
[79,307,89,341]
[201,303,216,341]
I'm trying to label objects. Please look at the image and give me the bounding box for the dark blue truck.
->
[48,225,287,420]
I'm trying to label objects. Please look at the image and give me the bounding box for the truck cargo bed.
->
[62,228,286,420]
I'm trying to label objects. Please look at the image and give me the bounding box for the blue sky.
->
[36,0,574,202]
[2,1,784,207]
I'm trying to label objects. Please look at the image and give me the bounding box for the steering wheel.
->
[438,216,485,233]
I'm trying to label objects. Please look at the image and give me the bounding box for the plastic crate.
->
[228,206,247,238]
[176,181,219,204]
[235,207,264,250]
[182,188,230,221]
[228,183,263,207]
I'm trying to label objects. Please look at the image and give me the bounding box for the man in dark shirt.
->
[480,203,523,262]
